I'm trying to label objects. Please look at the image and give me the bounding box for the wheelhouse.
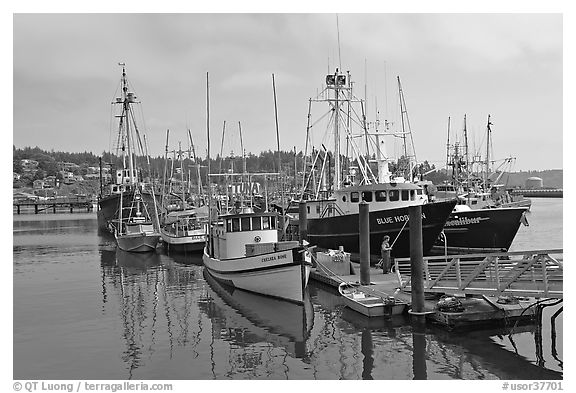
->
[305,183,428,219]
[211,210,280,259]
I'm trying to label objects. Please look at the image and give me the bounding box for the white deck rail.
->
[394,249,563,299]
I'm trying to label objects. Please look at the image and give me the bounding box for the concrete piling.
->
[359,201,370,285]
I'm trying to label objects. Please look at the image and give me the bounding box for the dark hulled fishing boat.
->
[97,65,160,234]
[427,115,529,255]
[299,69,456,259]
[306,187,457,259]
[429,204,528,255]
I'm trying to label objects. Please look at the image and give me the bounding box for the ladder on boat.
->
[394,249,563,299]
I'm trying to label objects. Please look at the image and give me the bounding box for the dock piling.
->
[299,200,308,245]
[409,205,425,322]
[359,201,370,285]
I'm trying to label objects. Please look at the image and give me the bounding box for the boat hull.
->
[338,283,406,317]
[430,206,529,255]
[306,199,457,259]
[116,232,160,253]
[97,191,159,232]
[203,247,311,304]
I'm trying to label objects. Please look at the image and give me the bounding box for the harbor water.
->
[13,199,563,380]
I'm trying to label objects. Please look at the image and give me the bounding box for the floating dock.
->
[310,250,561,330]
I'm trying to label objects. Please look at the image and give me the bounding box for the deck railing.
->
[394,249,563,299]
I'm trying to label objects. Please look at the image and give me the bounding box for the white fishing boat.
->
[160,208,206,253]
[203,207,312,304]
[338,282,407,317]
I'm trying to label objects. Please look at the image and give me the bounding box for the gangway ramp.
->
[395,249,563,299]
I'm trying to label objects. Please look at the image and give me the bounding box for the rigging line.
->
[129,109,146,156]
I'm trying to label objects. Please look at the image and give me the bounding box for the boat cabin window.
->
[262,216,270,229]
[416,189,423,195]
[316,204,321,214]
[410,190,416,200]
[226,219,232,232]
[252,217,261,230]
[307,206,310,214]
[375,190,387,202]
[389,190,399,201]
[342,195,346,202]
[232,218,240,232]
[351,192,359,203]
[270,216,276,229]
[361,191,373,202]
[401,190,409,201]
[241,217,251,231]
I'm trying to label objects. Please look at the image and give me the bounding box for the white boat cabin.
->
[211,209,279,259]
[107,168,139,195]
[304,183,428,219]
[163,210,205,237]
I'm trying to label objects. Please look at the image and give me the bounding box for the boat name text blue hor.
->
[376,213,426,225]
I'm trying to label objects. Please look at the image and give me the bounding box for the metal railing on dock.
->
[395,249,563,299]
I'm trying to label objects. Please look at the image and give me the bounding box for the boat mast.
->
[464,114,470,203]
[272,73,284,212]
[333,69,341,190]
[121,64,136,190]
[188,128,202,198]
[206,72,211,257]
[485,114,492,190]
[144,134,161,231]
[238,121,245,208]
[179,141,185,206]
[161,129,169,210]
[446,117,451,176]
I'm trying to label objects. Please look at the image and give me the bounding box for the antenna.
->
[336,14,342,71]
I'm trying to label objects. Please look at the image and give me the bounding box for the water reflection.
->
[15,211,563,380]
[99,247,205,379]
[201,270,315,361]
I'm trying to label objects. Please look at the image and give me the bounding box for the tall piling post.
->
[409,205,426,323]
[298,200,308,245]
[359,201,371,285]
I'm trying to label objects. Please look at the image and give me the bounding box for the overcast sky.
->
[12,12,563,171]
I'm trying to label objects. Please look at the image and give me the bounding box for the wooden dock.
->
[310,249,562,329]
[13,196,95,214]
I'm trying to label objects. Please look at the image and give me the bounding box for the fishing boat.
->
[300,69,457,259]
[105,64,161,252]
[97,64,160,234]
[160,208,206,253]
[427,115,529,255]
[338,282,407,317]
[203,205,312,304]
[114,190,160,252]
[159,134,208,253]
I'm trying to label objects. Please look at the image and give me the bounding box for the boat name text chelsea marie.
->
[376,213,426,225]
[261,254,288,262]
